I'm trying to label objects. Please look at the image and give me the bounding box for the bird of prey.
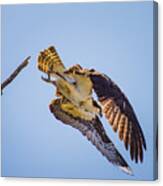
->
[37,46,146,175]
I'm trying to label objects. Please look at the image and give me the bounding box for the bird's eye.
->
[72,81,77,86]
[89,69,95,72]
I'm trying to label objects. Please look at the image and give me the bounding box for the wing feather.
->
[49,98,133,175]
[90,73,146,163]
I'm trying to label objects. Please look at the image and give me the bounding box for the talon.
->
[41,75,50,82]
[41,75,56,86]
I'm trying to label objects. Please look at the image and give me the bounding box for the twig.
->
[1,56,31,94]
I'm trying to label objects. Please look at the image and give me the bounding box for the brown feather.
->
[90,73,146,163]
[123,117,129,149]
[118,114,125,140]
[108,107,117,125]
[103,99,114,113]
[105,106,114,119]
[112,107,121,132]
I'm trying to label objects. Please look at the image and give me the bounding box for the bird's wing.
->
[64,65,93,98]
[37,46,66,75]
[49,98,133,175]
[89,73,146,163]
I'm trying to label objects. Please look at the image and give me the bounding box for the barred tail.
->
[37,46,65,74]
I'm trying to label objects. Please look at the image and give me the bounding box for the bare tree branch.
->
[1,56,31,94]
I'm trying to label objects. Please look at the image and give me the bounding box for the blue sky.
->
[1,1,156,180]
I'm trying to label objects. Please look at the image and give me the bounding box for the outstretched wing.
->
[49,98,133,175]
[89,73,146,163]
[37,46,66,75]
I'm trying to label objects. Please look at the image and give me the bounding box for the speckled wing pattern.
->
[49,98,133,175]
[90,73,146,163]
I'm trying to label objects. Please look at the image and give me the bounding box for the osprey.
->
[37,46,146,175]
